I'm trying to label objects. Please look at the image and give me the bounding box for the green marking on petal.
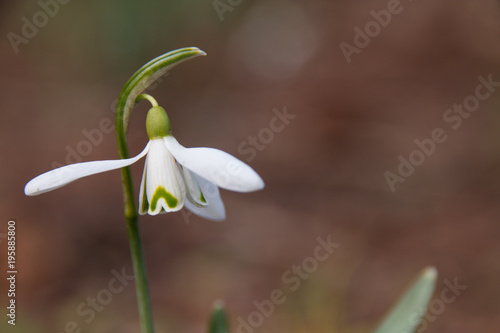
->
[200,191,207,204]
[150,186,178,210]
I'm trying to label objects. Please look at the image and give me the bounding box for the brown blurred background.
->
[1,1,500,332]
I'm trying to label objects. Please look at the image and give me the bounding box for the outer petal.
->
[184,174,225,221]
[164,136,264,192]
[24,142,150,196]
[145,139,186,215]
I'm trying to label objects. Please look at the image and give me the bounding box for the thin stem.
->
[136,93,159,107]
[116,103,155,333]
[114,47,206,333]
[125,215,155,333]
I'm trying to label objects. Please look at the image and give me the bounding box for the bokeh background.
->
[1,1,500,332]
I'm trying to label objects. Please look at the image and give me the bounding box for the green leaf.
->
[372,267,437,333]
[208,301,230,333]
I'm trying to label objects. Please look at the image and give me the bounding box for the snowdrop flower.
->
[25,106,264,221]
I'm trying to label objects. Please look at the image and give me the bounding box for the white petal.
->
[184,175,225,221]
[24,143,151,196]
[164,136,265,192]
[181,166,208,208]
[138,157,149,215]
[145,139,186,215]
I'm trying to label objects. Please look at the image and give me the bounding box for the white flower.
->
[24,106,264,221]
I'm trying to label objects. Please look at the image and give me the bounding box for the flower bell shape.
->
[24,106,264,221]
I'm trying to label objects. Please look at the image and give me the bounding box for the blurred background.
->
[1,1,500,332]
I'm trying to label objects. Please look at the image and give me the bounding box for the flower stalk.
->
[119,95,157,333]
[124,213,154,333]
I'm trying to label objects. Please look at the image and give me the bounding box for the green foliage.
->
[372,267,437,333]
[208,301,230,333]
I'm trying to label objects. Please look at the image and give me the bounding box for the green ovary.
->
[150,186,178,210]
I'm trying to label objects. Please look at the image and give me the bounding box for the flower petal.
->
[138,157,149,215]
[181,166,208,208]
[24,142,151,196]
[184,175,225,221]
[145,139,186,215]
[164,136,264,192]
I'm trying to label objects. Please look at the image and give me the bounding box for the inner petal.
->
[181,166,208,208]
[138,157,149,215]
[145,139,186,215]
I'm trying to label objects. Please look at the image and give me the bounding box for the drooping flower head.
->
[25,103,264,221]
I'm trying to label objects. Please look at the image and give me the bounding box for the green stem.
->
[117,100,155,333]
[126,215,155,333]
[114,47,206,333]
[136,93,159,107]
